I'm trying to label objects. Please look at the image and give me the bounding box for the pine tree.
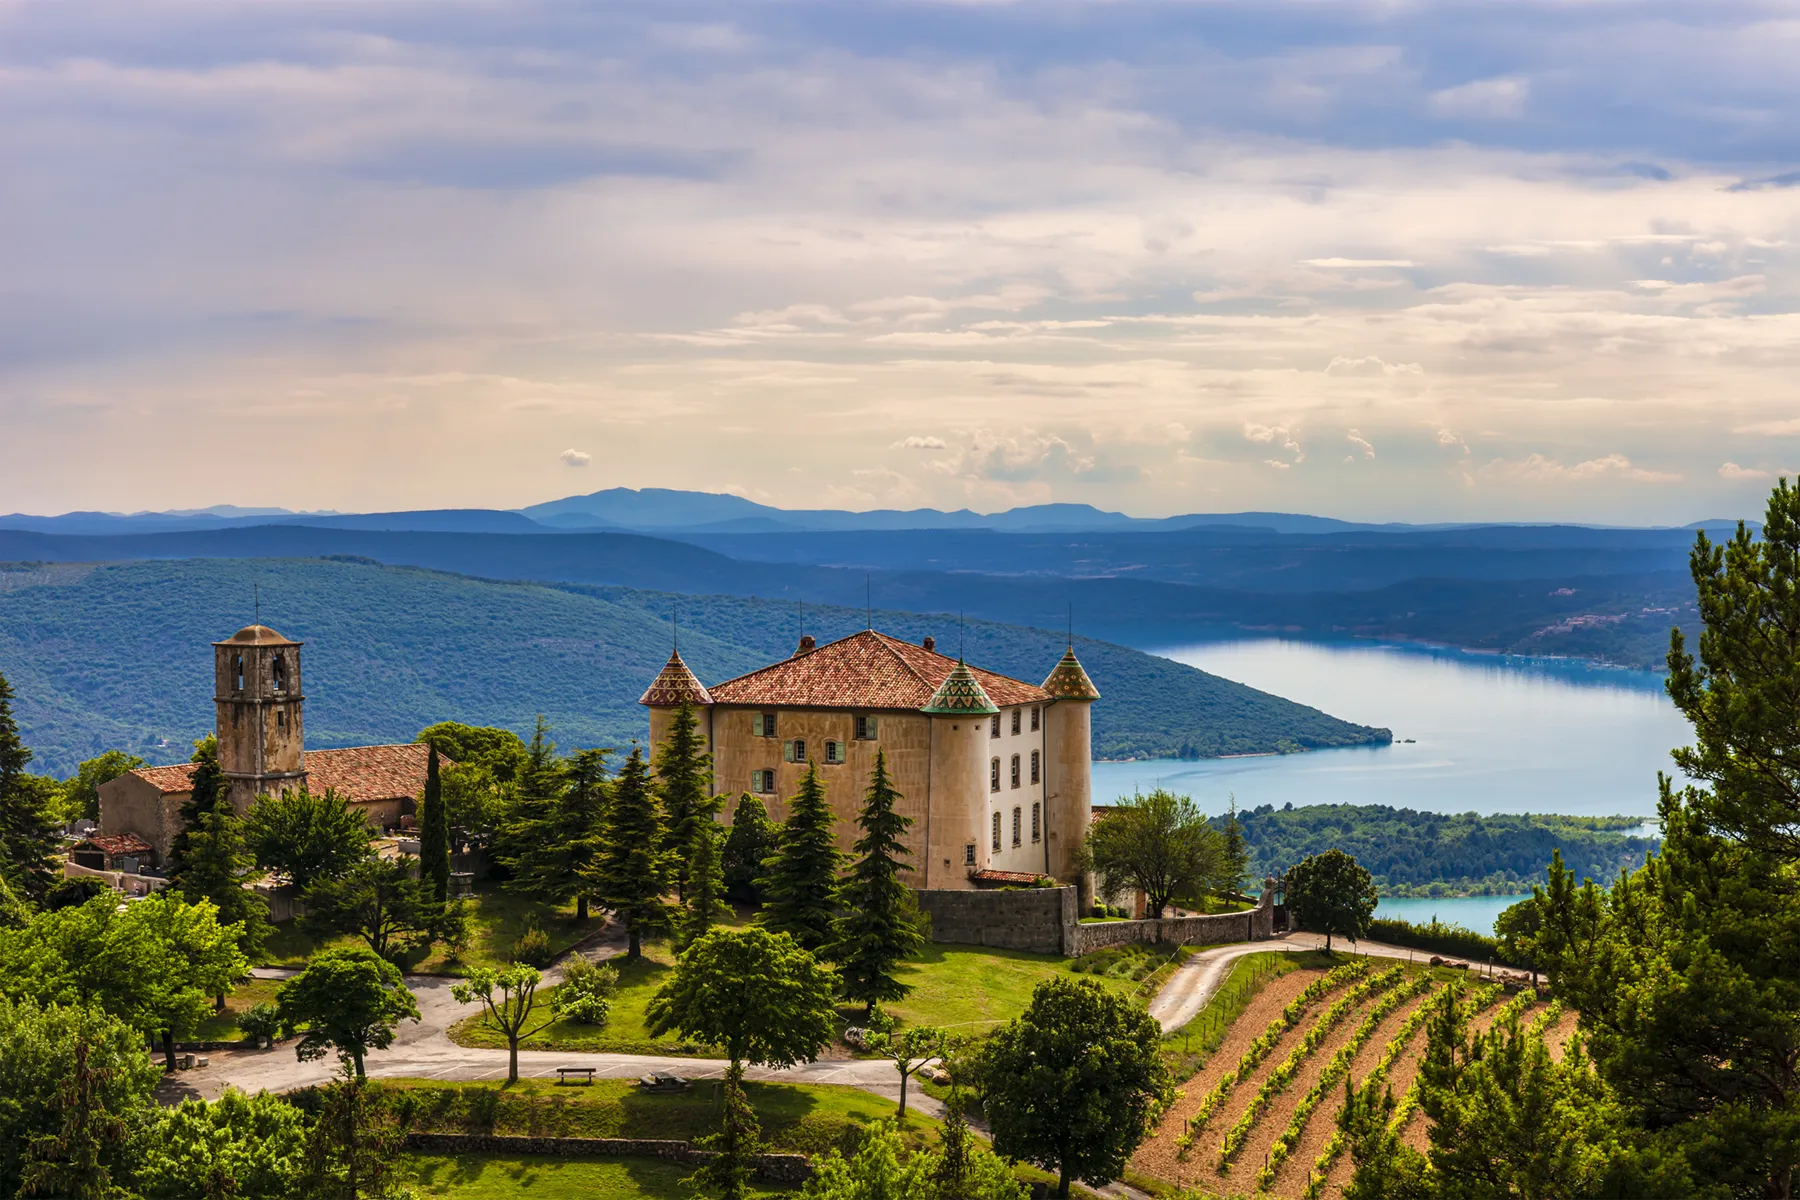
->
[1222,794,1249,894]
[586,746,671,958]
[722,792,777,906]
[654,700,714,903]
[680,821,728,949]
[496,716,566,899]
[178,804,271,967]
[560,748,611,921]
[0,671,58,901]
[758,761,840,954]
[168,734,227,881]
[833,750,922,1017]
[417,744,451,905]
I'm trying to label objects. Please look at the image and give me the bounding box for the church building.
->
[641,629,1099,890]
[97,624,435,865]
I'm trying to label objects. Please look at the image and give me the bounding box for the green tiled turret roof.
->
[920,660,1000,716]
[1042,646,1100,701]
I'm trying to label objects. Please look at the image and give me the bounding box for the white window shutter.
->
[784,740,795,763]
[868,716,878,739]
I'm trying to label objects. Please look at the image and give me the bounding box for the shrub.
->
[511,923,553,967]
[551,957,618,1025]
[1366,916,1508,964]
[238,1001,282,1044]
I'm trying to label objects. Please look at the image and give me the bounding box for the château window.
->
[277,710,286,730]
[992,811,1002,853]
[1011,709,1021,736]
[1032,802,1041,842]
[1030,706,1040,731]
[784,739,807,764]
[824,740,845,764]
[753,712,778,737]
[234,654,245,691]
[854,714,878,740]
[1010,754,1021,789]
[752,770,775,794]
[1030,750,1040,784]
[1012,806,1022,847]
[990,714,1001,738]
[964,843,976,866]
[990,758,1000,792]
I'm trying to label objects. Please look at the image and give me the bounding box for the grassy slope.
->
[261,893,605,976]
[0,558,1387,777]
[406,1155,792,1199]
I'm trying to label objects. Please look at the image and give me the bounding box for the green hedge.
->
[1364,917,1512,966]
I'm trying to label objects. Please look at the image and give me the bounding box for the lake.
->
[1093,638,1692,821]
[1372,894,1527,937]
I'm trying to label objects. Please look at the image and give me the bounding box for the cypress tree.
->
[168,734,227,881]
[758,761,840,953]
[417,744,451,905]
[722,792,777,906]
[654,700,714,903]
[679,822,728,949]
[0,671,58,901]
[832,750,922,1017]
[587,746,671,958]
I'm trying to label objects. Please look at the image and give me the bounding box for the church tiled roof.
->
[639,649,715,707]
[1042,645,1100,700]
[706,629,1050,711]
[126,744,438,805]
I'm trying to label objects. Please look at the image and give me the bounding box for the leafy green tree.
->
[977,977,1172,1199]
[417,743,450,905]
[415,722,527,777]
[0,998,159,1200]
[177,804,270,966]
[654,700,715,903]
[0,872,28,928]
[801,1119,1027,1200]
[300,1069,409,1200]
[303,857,434,965]
[0,672,61,901]
[1221,794,1249,893]
[759,762,840,952]
[1080,788,1229,918]
[169,735,227,880]
[1284,847,1378,952]
[648,926,838,1077]
[586,746,671,959]
[244,787,373,892]
[1493,891,1546,985]
[862,1009,943,1118]
[45,875,113,911]
[451,964,556,1083]
[61,750,145,824]
[275,946,420,1078]
[19,1040,133,1200]
[680,821,728,950]
[722,792,777,906]
[833,750,922,1017]
[131,1088,309,1200]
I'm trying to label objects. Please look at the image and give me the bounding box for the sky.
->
[4,1,1800,525]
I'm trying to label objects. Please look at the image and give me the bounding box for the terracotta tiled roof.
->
[969,869,1053,886]
[127,743,436,805]
[78,833,153,858]
[706,629,1051,711]
[1042,646,1100,701]
[639,649,715,708]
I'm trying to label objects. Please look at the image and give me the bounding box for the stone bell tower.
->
[213,624,308,814]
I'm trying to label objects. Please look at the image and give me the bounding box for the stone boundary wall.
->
[401,1133,811,1184]
[1067,885,1277,956]
[913,886,1077,955]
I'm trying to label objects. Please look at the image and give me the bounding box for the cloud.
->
[1303,259,1415,269]
[1245,423,1305,464]
[1437,429,1472,456]
[1346,430,1375,459]
[895,435,948,450]
[558,449,591,468]
[1325,356,1423,377]
[1482,453,1681,484]
[1430,76,1530,120]
[1725,170,1800,194]
[1735,419,1800,436]
[1718,462,1770,481]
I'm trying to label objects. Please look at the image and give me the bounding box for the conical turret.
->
[639,648,715,708]
[1042,645,1099,701]
[920,660,999,716]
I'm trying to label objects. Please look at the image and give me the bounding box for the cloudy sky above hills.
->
[4,0,1800,523]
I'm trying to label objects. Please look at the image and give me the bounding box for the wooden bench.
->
[555,1066,597,1086]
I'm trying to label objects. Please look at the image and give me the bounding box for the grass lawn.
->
[406,1154,792,1198]
[193,976,283,1041]
[885,942,1190,1035]
[262,893,606,976]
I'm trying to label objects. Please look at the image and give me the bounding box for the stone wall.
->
[914,885,1077,955]
[401,1133,810,1184]
[1068,886,1277,956]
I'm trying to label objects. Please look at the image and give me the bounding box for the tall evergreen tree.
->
[758,761,841,953]
[679,822,728,949]
[177,805,270,967]
[654,700,714,903]
[168,735,227,881]
[559,748,611,921]
[0,671,58,902]
[586,746,671,958]
[417,744,451,905]
[833,750,922,1017]
[722,792,777,906]
[496,715,565,893]
[1221,795,1249,893]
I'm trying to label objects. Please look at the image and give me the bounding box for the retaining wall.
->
[401,1133,810,1184]
[914,886,1077,955]
[1068,903,1271,956]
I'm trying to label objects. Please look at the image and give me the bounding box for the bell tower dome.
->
[213,624,308,814]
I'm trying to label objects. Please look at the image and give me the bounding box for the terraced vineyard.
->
[1133,957,1580,1199]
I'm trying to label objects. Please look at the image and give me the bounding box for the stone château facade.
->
[641,629,1099,891]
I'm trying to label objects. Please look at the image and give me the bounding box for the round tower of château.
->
[1041,645,1099,886]
[213,624,308,815]
[639,647,715,785]
[921,660,1001,889]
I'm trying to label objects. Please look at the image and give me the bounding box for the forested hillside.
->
[0,558,1388,776]
[1224,803,1658,896]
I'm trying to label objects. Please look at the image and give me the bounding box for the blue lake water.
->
[1372,894,1528,937]
[1092,638,1691,822]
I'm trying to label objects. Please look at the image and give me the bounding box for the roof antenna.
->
[255,584,260,626]
[1068,601,1073,649]
[866,575,871,630]
[959,610,965,662]
[672,600,679,654]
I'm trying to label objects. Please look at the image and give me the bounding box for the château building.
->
[97,624,434,865]
[641,629,1099,890]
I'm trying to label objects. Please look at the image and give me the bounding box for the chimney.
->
[922,636,936,652]
[795,634,817,656]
